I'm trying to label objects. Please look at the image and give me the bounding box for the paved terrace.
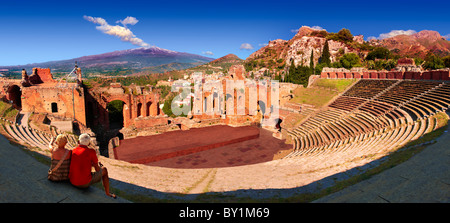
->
[0,134,129,203]
[0,125,449,202]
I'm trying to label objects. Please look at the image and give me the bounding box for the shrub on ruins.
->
[339,53,362,69]
[366,59,397,71]
[162,94,175,117]
[314,62,327,75]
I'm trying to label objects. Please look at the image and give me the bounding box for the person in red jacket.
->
[69,133,116,198]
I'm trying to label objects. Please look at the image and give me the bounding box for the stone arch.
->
[137,102,143,117]
[146,101,152,116]
[107,100,126,130]
[7,85,22,110]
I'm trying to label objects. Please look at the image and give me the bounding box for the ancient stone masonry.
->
[85,83,167,131]
[0,67,88,126]
[0,66,168,134]
[191,65,280,129]
[320,67,450,81]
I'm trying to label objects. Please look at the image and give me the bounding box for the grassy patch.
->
[290,87,338,107]
[0,101,18,121]
[313,78,356,93]
[289,79,356,108]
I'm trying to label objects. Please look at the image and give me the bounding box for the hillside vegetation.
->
[0,101,18,122]
[290,79,356,108]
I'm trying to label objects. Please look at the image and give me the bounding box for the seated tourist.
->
[69,133,116,198]
[48,134,71,181]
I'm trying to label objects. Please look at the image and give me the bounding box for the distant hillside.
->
[185,53,244,74]
[245,26,450,73]
[0,46,214,78]
[209,54,243,65]
[372,30,450,58]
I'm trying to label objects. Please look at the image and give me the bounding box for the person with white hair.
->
[69,133,116,198]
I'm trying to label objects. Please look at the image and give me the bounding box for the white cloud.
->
[259,43,268,47]
[444,34,450,40]
[83,15,150,48]
[367,36,377,41]
[116,16,139,26]
[378,30,417,40]
[83,15,107,25]
[311,26,325,31]
[240,43,254,50]
[291,25,325,33]
[202,51,214,56]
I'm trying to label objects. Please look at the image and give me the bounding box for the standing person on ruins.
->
[69,133,116,198]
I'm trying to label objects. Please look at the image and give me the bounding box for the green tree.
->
[331,61,342,68]
[328,28,354,43]
[310,50,314,74]
[297,66,311,87]
[287,61,295,83]
[320,40,331,65]
[366,47,391,60]
[443,55,450,68]
[162,94,174,117]
[314,63,326,76]
[423,53,444,70]
[384,59,397,71]
[339,53,361,69]
[366,60,376,70]
[337,28,353,43]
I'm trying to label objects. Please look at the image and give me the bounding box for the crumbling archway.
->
[7,85,22,110]
[107,100,125,130]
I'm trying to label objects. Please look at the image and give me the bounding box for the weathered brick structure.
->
[0,67,167,132]
[321,67,450,81]
[85,83,167,130]
[191,65,279,128]
[0,67,86,126]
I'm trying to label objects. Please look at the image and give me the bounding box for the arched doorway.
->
[7,85,22,110]
[137,103,142,117]
[107,100,125,130]
[146,101,152,116]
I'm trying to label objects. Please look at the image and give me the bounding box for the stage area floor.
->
[114,125,291,168]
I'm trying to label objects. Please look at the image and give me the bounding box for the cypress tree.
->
[321,40,331,66]
[310,50,314,74]
[288,60,296,83]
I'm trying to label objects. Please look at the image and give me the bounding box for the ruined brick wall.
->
[86,89,165,130]
[320,69,450,80]
[21,84,86,125]
[28,68,56,84]
[134,116,169,129]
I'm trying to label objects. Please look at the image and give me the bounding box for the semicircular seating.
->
[285,80,450,161]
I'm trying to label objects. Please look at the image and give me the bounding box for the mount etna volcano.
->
[0,46,214,77]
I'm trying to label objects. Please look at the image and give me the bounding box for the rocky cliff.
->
[247,26,366,70]
[246,26,450,72]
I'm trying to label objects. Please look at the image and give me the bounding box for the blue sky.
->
[1,0,449,66]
